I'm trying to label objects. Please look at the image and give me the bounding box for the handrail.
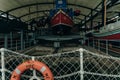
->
[87,39,120,56]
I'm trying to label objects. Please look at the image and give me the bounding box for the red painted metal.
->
[96,33,120,40]
[51,10,74,28]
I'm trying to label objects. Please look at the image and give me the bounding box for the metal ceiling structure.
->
[0,0,120,29]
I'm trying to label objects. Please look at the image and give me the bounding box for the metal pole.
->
[10,32,13,49]
[4,34,8,49]
[24,40,25,49]
[26,32,28,48]
[106,40,108,55]
[90,10,93,30]
[21,30,24,50]
[1,48,5,80]
[29,40,31,47]
[88,38,89,46]
[79,48,84,80]
[104,0,107,27]
[16,40,17,51]
[98,39,100,51]
[33,32,36,45]
[93,39,94,48]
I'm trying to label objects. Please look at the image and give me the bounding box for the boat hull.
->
[50,10,74,35]
[52,24,72,35]
[93,28,120,40]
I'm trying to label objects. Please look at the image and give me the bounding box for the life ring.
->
[10,60,54,80]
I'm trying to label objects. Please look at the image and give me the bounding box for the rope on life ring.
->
[10,60,54,80]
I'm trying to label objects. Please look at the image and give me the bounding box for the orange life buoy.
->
[10,60,54,80]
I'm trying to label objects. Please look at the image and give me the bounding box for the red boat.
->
[50,10,74,35]
[51,10,73,28]
[49,0,75,35]
[92,20,120,40]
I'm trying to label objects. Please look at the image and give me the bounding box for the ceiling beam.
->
[0,10,18,19]
[4,2,99,14]
[106,11,120,14]
[81,0,117,27]
[18,10,87,19]
[79,1,102,25]
[69,3,99,12]
[87,1,102,18]
[19,10,50,18]
[79,13,87,17]
[25,16,43,23]
[74,17,83,21]
[113,1,120,6]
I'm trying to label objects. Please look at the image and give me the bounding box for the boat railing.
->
[0,38,35,51]
[1,47,120,80]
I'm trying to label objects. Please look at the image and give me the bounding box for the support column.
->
[10,32,13,49]
[16,40,18,51]
[102,0,106,27]
[4,34,8,49]
[85,16,87,32]
[102,0,104,26]
[26,31,29,47]
[93,39,94,48]
[33,32,36,45]
[98,39,100,51]
[88,38,89,46]
[90,10,93,30]
[21,30,24,50]
[26,32,28,41]
[106,40,108,55]
[23,40,25,49]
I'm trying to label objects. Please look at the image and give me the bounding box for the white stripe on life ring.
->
[40,66,46,73]
[15,68,21,75]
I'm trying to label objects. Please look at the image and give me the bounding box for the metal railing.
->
[0,39,33,51]
[0,31,36,51]
[86,38,120,57]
